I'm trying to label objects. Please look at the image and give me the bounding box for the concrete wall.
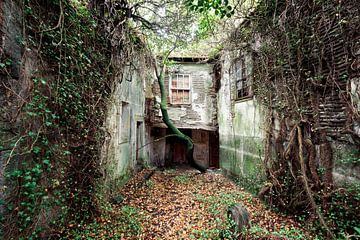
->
[101,60,152,191]
[218,51,265,178]
[153,61,217,131]
[332,77,360,185]
[351,78,360,137]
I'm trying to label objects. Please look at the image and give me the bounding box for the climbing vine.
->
[0,0,141,238]
[228,0,360,238]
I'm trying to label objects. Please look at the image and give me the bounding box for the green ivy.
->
[2,0,120,237]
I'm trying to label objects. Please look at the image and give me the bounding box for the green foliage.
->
[173,175,191,184]
[338,150,360,165]
[191,191,247,239]
[234,172,266,196]
[243,224,307,239]
[1,0,123,237]
[185,0,235,18]
[322,182,360,238]
[145,179,155,188]
[119,205,144,236]
[194,12,220,40]
[190,217,240,240]
[61,205,144,239]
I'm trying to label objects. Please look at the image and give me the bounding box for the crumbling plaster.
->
[153,62,218,131]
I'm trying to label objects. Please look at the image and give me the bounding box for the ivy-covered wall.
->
[0,0,149,238]
[222,0,360,236]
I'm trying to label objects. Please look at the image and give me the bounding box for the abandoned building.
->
[101,55,154,188]
[217,6,360,186]
[218,51,264,178]
[148,57,219,169]
[101,36,359,188]
[2,1,360,238]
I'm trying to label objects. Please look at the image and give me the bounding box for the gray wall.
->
[101,60,153,192]
[152,61,218,131]
[218,51,265,178]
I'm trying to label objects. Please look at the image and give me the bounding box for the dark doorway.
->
[209,131,219,168]
[165,129,192,166]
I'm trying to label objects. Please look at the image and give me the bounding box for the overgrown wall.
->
[224,1,360,236]
[218,51,264,182]
[101,56,153,191]
[0,0,145,238]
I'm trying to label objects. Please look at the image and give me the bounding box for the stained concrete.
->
[218,51,265,179]
[101,59,153,191]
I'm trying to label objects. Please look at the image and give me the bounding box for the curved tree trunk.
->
[157,71,193,151]
[155,62,206,172]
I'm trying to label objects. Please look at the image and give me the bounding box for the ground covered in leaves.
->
[61,167,314,239]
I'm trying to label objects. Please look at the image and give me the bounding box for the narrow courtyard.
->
[1,1,359,239]
[61,167,311,239]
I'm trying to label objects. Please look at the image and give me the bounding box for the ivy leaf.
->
[33,146,42,154]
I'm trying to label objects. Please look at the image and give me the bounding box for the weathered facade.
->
[218,3,360,187]
[0,0,154,236]
[218,50,264,179]
[101,57,153,191]
[149,58,219,169]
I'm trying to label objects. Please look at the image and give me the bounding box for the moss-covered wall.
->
[332,77,360,185]
[101,59,153,192]
[218,51,265,182]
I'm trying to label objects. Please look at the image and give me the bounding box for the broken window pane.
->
[170,74,191,104]
[231,57,251,99]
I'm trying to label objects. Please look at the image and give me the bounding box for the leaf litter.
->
[61,166,313,239]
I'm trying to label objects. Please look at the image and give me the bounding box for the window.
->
[231,57,251,99]
[170,74,191,104]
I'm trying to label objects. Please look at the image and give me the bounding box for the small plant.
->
[173,175,190,184]
[338,150,360,165]
[234,173,265,196]
[145,179,154,188]
[118,205,144,237]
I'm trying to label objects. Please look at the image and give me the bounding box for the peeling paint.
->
[152,61,217,131]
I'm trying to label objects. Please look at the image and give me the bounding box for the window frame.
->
[230,56,252,100]
[169,74,192,105]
